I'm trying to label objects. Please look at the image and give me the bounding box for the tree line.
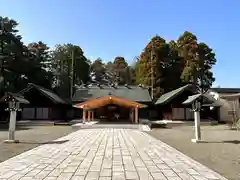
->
[0,16,216,100]
[135,33,216,99]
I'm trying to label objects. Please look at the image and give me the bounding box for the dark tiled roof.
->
[155,84,194,105]
[182,93,221,107]
[220,93,240,99]
[210,88,240,94]
[182,94,202,105]
[0,92,30,104]
[72,85,152,103]
[21,83,68,104]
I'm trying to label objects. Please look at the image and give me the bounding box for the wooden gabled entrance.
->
[74,95,146,124]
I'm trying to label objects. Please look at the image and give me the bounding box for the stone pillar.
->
[83,109,86,124]
[191,101,203,143]
[135,107,138,124]
[9,110,16,140]
[4,110,19,143]
[192,111,201,141]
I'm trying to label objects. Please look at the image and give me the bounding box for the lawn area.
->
[148,124,240,180]
[0,125,77,163]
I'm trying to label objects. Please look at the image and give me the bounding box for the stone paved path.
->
[0,129,227,180]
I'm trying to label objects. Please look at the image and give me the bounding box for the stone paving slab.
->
[0,129,227,180]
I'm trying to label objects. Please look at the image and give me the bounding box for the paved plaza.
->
[0,129,227,180]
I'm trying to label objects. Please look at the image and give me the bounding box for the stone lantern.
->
[1,93,29,143]
[183,93,219,143]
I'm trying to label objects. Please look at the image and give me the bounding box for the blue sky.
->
[1,0,239,87]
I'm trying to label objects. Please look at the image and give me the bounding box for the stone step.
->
[74,124,140,129]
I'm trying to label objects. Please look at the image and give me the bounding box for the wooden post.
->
[83,109,86,123]
[132,109,134,123]
[90,111,92,121]
[92,111,94,121]
[133,109,135,123]
[135,107,138,124]
[129,109,132,122]
[88,111,91,122]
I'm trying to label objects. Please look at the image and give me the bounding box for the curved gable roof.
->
[72,85,152,103]
[20,83,68,104]
[155,84,194,105]
[74,95,147,109]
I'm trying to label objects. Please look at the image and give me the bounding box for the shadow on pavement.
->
[0,126,32,131]
[17,140,69,145]
[206,140,240,144]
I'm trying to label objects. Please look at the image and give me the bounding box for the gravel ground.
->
[0,125,77,163]
[147,124,240,180]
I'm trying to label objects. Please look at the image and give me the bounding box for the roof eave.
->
[21,83,68,105]
[0,92,30,104]
[155,84,194,105]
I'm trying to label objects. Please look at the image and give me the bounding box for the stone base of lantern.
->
[191,139,206,143]
[4,139,20,143]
